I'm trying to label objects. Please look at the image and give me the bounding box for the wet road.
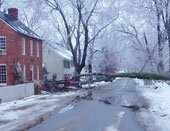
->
[29,79,148,131]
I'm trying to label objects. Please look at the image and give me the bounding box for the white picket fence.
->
[0,83,34,102]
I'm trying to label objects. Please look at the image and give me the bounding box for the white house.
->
[43,45,75,80]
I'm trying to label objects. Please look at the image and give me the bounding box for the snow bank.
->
[138,80,170,131]
[105,126,117,131]
[0,94,60,122]
[82,81,110,88]
[53,91,77,98]
[134,78,144,86]
[0,90,85,130]
[0,111,19,121]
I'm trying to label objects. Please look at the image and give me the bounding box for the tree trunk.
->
[74,66,82,88]
[74,65,82,76]
[157,10,164,73]
[168,35,170,72]
[157,32,164,73]
[143,33,154,72]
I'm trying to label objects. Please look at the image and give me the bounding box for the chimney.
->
[8,8,18,20]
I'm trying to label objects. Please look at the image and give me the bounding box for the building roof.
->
[0,11,41,39]
[46,44,73,60]
[54,46,72,60]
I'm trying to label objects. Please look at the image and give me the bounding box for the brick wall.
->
[0,20,43,85]
[17,33,43,82]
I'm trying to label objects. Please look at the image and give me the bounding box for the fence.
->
[0,83,34,102]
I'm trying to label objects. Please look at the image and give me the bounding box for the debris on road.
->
[121,105,140,111]
[99,99,112,105]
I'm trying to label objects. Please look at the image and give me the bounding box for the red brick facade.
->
[0,20,43,85]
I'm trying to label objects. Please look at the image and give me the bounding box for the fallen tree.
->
[43,72,170,93]
[113,72,170,80]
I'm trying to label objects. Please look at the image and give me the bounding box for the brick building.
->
[0,8,43,86]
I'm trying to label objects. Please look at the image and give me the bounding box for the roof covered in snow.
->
[0,11,41,39]
[46,44,73,60]
[54,46,73,60]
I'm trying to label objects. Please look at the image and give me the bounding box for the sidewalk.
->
[0,90,89,131]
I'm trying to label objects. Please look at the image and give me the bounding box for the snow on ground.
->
[2,79,170,130]
[135,79,170,131]
[134,78,145,86]
[0,90,87,131]
[58,104,75,114]
[104,111,125,131]
[82,81,112,88]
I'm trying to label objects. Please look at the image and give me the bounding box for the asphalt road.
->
[29,78,149,131]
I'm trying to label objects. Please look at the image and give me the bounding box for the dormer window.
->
[0,36,6,55]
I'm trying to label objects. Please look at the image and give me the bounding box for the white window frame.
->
[0,64,7,86]
[23,65,26,80]
[30,40,33,56]
[37,65,39,80]
[0,36,6,55]
[36,42,39,57]
[22,38,26,55]
[30,65,34,81]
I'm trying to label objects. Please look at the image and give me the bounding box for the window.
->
[30,65,34,81]
[37,66,39,80]
[52,74,57,80]
[0,64,7,85]
[64,60,70,69]
[22,38,25,55]
[36,42,39,57]
[30,40,33,56]
[0,36,6,55]
[71,60,74,67]
[23,65,26,80]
